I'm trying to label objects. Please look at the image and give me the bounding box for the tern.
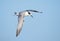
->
[15,10,43,37]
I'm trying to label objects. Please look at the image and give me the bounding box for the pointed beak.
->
[31,15,33,18]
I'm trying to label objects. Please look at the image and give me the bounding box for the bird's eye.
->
[28,12,30,14]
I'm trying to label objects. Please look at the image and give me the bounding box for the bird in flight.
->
[15,10,43,37]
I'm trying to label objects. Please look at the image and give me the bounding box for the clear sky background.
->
[0,0,60,41]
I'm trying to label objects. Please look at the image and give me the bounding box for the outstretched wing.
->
[16,15,24,37]
[26,10,43,13]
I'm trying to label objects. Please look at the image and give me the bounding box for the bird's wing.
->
[18,15,21,22]
[16,15,24,37]
[26,10,43,13]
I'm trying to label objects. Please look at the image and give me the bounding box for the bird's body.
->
[15,10,42,37]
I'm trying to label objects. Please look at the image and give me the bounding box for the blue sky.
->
[0,0,60,41]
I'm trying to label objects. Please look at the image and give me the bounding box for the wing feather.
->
[26,10,43,13]
[16,15,24,37]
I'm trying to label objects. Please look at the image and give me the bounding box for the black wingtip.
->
[16,34,18,37]
[15,12,17,14]
[16,33,18,37]
[16,30,19,37]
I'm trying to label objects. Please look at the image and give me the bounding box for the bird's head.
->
[28,12,33,18]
